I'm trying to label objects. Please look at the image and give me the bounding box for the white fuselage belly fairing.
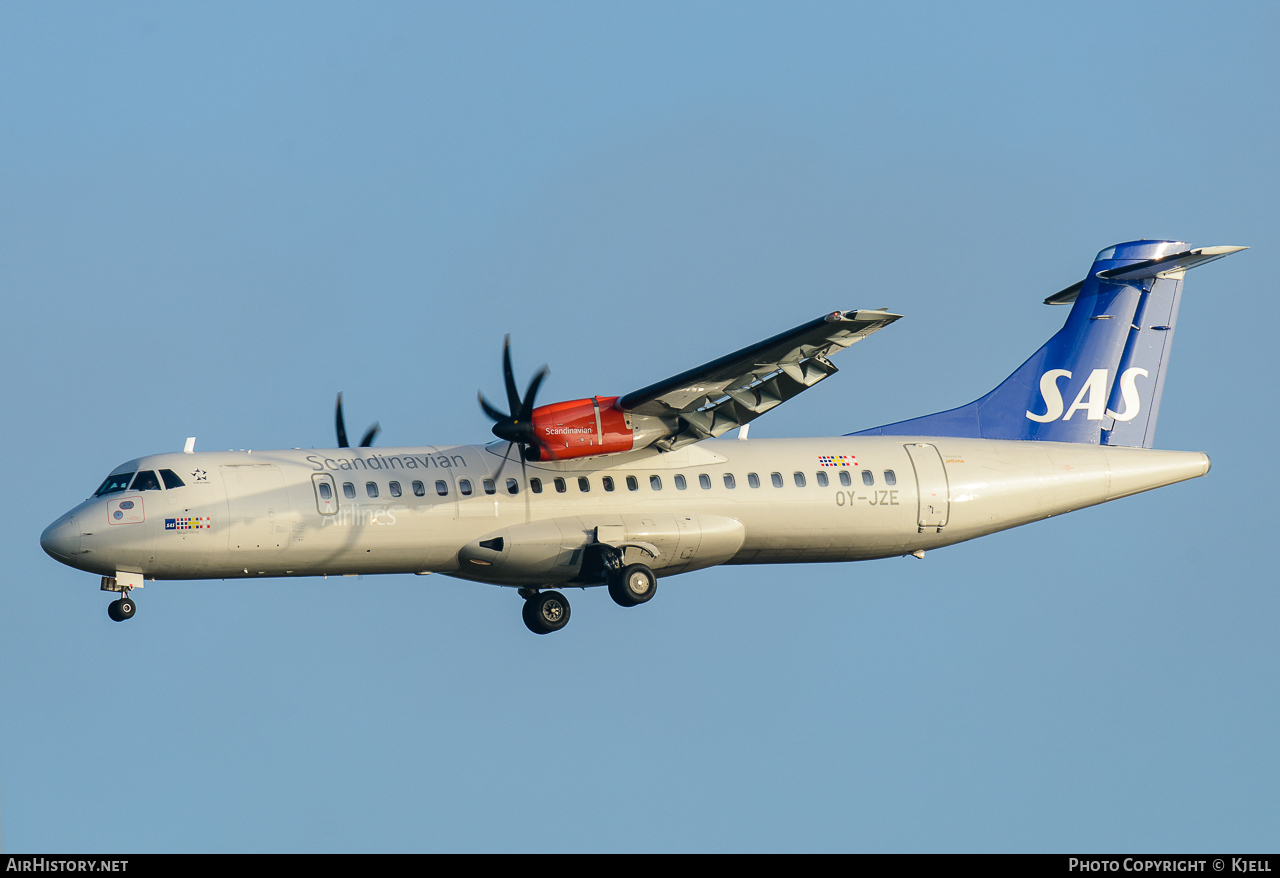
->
[51,437,1209,586]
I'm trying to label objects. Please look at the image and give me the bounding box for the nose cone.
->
[40,514,80,561]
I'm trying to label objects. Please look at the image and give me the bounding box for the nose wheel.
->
[107,596,136,622]
[521,590,571,635]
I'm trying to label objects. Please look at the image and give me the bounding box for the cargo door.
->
[222,464,292,551]
[905,443,950,532]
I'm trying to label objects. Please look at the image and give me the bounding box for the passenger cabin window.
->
[602,476,615,492]
[650,475,662,491]
[95,473,135,496]
[674,474,687,490]
[459,479,473,496]
[413,481,425,497]
[318,483,333,500]
[483,479,496,495]
[884,470,897,486]
[626,476,639,492]
[366,481,379,498]
[506,478,520,495]
[699,474,711,490]
[578,477,590,493]
[530,478,543,494]
[554,477,567,493]
[747,473,760,489]
[816,471,828,487]
[389,481,402,498]
[435,480,449,496]
[771,472,783,488]
[862,470,875,487]
[344,482,357,499]
[794,472,806,487]
[839,471,852,487]
[160,469,185,489]
[131,471,162,491]
[724,474,736,489]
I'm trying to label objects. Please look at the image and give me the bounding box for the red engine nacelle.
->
[529,396,634,461]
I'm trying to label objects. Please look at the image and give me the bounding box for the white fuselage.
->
[41,436,1210,589]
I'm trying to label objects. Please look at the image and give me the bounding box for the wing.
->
[618,309,902,451]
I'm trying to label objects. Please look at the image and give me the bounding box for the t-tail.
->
[853,240,1246,447]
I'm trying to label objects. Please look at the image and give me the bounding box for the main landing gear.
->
[517,562,659,635]
[520,588,571,635]
[608,563,657,608]
[107,595,136,622]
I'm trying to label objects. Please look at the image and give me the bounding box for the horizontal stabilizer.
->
[1097,245,1247,281]
[1045,245,1246,304]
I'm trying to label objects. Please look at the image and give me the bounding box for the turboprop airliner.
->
[41,240,1243,634]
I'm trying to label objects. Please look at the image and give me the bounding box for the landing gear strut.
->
[107,595,136,622]
[521,590,571,635]
[608,563,657,608]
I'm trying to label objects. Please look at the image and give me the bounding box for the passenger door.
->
[905,443,950,532]
[312,473,338,516]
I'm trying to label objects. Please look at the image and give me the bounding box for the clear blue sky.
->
[2,1,1276,852]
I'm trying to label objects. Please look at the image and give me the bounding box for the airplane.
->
[40,239,1244,634]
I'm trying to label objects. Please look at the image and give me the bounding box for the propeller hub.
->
[491,419,532,444]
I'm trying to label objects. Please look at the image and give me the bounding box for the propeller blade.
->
[359,423,381,447]
[519,365,549,421]
[502,336,522,416]
[492,440,516,482]
[335,393,350,448]
[478,392,509,424]
[519,443,530,522]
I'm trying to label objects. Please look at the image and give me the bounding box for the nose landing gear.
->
[101,575,138,622]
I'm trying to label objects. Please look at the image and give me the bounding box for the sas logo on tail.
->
[1025,367,1148,423]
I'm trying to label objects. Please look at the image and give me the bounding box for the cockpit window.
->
[94,473,135,496]
[130,471,162,491]
[160,469,185,489]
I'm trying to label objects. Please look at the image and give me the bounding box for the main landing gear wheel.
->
[522,590,571,635]
[608,563,657,608]
[107,597,136,622]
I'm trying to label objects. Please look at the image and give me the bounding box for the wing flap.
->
[619,309,901,451]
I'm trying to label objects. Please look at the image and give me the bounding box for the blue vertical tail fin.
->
[853,240,1245,447]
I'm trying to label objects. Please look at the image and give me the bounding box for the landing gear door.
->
[312,473,338,516]
[905,443,950,531]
